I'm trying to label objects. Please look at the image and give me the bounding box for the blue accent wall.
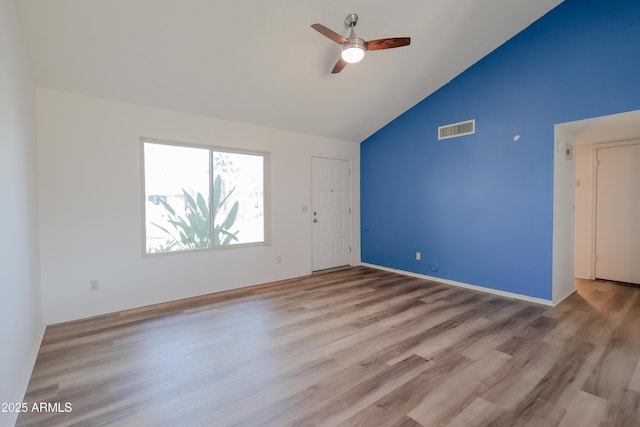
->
[361,0,640,300]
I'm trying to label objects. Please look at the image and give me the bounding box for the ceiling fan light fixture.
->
[341,39,365,63]
[311,13,410,73]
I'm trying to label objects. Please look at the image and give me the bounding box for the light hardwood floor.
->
[17,266,640,426]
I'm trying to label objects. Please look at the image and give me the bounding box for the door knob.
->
[313,218,318,223]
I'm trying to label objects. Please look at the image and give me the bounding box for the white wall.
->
[574,142,594,279]
[36,88,360,324]
[0,1,44,426]
[552,125,577,304]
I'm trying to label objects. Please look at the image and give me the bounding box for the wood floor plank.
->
[445,397,506,427]
[407,374,484,426]
[16,268,640,426]
[336,352,474,427]
[557,390,609,427]
[283,354,432,427]
[629,361,640,393]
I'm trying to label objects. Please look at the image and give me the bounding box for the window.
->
[143,140,267,254]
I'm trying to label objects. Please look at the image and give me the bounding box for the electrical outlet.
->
[90,280,99,291]
[277,256,282,264]
[416,252,421,261]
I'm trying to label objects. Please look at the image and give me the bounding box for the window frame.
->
[141,138,271,257]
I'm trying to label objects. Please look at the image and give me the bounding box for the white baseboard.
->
[360,263,554,306]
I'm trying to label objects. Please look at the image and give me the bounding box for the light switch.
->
[565,144,573,160]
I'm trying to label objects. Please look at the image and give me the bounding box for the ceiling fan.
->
[311,13,411,74]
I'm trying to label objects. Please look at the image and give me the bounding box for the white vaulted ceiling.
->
[17,0,563,142]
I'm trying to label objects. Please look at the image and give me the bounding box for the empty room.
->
[2,0,640,426]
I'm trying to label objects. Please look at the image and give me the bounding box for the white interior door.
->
[312,157,351,271]
[595,142,640,284]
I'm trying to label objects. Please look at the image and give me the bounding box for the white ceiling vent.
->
[438,119,475,140]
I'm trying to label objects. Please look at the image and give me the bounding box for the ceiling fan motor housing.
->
[341,37,366,63]
[341,13,365,63]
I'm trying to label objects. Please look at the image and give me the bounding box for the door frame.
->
[591,139,640,279]
[310,156,353,271]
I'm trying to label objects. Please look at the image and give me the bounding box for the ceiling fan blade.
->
[311,23,347,44]
[331,58,348,74]
[365,37,411,51]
